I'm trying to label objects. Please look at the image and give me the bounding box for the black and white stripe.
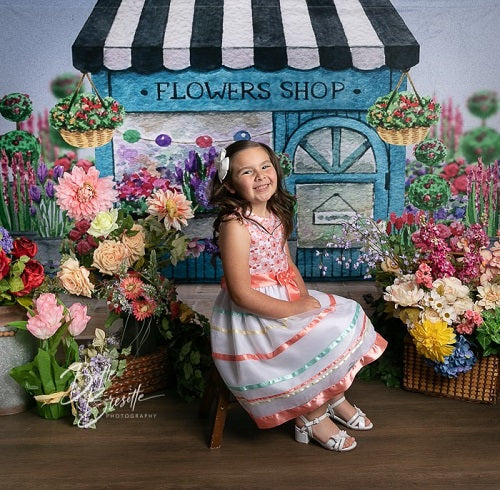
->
[73,0,419,73]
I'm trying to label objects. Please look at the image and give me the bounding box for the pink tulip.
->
[67,303,91,336]
[27,293,64,340]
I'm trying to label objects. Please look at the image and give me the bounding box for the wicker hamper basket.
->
[403,336,499,404]
[106,346,169,398]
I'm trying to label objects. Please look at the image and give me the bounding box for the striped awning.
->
[73,0,419,74]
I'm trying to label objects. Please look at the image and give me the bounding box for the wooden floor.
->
[1,381,498,489]
[1,282,499,489]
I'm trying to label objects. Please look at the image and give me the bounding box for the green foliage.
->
[476,308,500,356]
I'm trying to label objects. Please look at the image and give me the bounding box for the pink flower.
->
[67,303,91,336]
[146,188,194,231]
[186,238,205,258]
[54,166,118,220]
[27,293,64,340]
[132,298,157,320]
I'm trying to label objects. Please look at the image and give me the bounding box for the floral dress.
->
[210,212,387,429]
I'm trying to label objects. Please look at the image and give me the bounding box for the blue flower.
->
[431,335,477,378]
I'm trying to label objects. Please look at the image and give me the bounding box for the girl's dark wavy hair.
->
[209,140,295,246]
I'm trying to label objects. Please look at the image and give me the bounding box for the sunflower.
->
[409,318,456,363]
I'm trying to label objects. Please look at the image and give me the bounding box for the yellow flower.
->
[179,302,195,323]
[88,209,119,238]
[409,318,456,363]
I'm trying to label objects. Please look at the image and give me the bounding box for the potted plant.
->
[49,74,125,149]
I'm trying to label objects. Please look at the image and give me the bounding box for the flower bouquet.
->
[49,73,125,148]
[366,72,441,146]
[8,292,91,419]
[53,163,212,401]
[328,212,499,396]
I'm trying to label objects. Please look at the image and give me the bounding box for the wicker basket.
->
[106,346,169,398]
[376,126,430,146]
[59,128,114,149]
[403,337,499,404]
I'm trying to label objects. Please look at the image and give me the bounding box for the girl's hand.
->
[292,295,321,315]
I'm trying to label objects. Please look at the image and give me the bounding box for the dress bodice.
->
[243,212,289,275]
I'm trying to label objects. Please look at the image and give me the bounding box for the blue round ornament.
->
[233,130,251,141]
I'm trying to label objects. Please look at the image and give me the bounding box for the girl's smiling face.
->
[226,146,278,214]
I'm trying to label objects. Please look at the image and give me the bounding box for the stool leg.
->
[209,385,230,449]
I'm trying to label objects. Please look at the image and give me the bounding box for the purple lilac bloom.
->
[52,165,64,179]
[194,181,213,209]
[45,180,55,198]
[185,151,198,173]
[30,205,36,216]
[37,161,48,183]
[0,226,13,252]
[29,184,41,203]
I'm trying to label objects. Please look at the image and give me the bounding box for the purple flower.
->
[45,181,55,199]
[52,165,64,179]
[0,226,13,253]
[37,161,48,184]
[185,151,198,173]
[29,184,41,203]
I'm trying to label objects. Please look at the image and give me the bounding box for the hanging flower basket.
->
[367,71,441,146]
[49,73,125,149]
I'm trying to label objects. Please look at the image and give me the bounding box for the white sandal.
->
[327,396,373,431]
[294,412,356,452]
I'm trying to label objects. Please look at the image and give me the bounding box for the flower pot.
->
[34,236,63,274]
[0,305,37,415]
[35,400,71,420]
[376,126,430,146]
[59,128,114,148]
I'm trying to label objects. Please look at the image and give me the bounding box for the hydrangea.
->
[431,335,477,378]
[0,226,13,253]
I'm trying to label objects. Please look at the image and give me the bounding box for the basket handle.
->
[67,72,107,112]
[386,70,425,109]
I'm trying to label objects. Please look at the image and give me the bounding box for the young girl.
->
[209,140,387,452]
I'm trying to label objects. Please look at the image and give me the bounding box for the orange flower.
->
[146,189,194,231]
[132,298,157,321]
[120,276,144,300]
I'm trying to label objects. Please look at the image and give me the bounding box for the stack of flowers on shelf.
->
[53,162,212,401]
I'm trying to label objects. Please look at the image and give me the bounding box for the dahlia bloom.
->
[146,188,194,231]
[384,275,425,307]
[55,166,118,221]
[409,318,456,363]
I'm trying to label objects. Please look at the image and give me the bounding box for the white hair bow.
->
[216,149,230,182]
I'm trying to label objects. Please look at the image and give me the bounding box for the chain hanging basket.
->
[367,70,439,146]
[403,336,499,404]
[59,127,114,148]
[49,72,124,149]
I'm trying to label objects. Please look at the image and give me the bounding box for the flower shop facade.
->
[72,0,419,281]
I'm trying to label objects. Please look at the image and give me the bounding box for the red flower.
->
[75,219,91,233]
[68,229,82,241]
[0,249,11,280]
[12,259,45,296]
[11,237,38,259]
[441,163,459,179]
[452,174,468,194]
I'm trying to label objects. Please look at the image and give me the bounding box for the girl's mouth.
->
[254,183,269,192]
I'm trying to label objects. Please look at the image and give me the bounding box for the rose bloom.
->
[66,303,91,336]
[432,277,470,303]
[121,224,146,266]
[384,275,425,307]
[380,257,401,275]
[0,249,11,280]
[12,260,45,296]
[11,237,38,259]
[476,283,500,310]
[88,208,119,238]
[92,240,128,275]
[57,258,95,297]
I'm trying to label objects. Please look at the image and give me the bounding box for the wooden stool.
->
[199,365,238,449]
